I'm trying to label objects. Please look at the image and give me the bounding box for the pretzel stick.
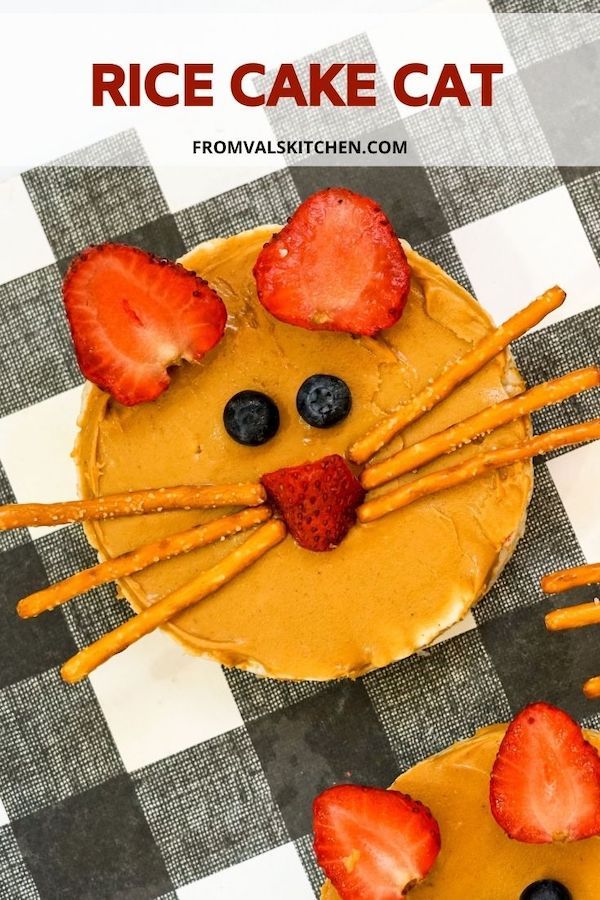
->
[60,519,287,684]
[358,418,600,524]
[545,601,600,632]
[583,676,600,700]
[17,507,272,620]
[541,562,600,595]
[362,367,600,490]
[0,483,266,531]
[349,286,566,465]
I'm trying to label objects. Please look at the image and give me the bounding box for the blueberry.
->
[223,390,280,446]
[520,880,572,900]
[296,374,352,429]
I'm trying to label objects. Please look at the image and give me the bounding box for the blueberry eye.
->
[520,880,572,900]
[296,374,352,429]
[223,390,280,446]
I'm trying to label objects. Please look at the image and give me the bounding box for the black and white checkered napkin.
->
[1,6,600,898]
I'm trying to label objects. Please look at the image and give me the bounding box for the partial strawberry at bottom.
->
[313,784,441,900]
[63,243,227,406]
[490,701,600,843]
[261,454,364,552]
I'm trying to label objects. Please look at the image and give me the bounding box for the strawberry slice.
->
[261,454,364,552]
[63,243,227,406]
[313,784,441,899]
[253,188,411,336]
[490,702,600,843]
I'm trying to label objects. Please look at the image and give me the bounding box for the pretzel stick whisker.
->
[60,519,287,684]
[583,676,600,700]
[17,507,272,620]
[349,286,566,465]
[545,601,600,632]
[362,366,600,490]
[541,562,600,595]
[0,482,266,532]
[358,418,600,524]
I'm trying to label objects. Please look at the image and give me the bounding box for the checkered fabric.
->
[1,7,600,899]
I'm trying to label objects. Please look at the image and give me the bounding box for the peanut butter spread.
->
[75,226,533,680]
[321,726,600,899]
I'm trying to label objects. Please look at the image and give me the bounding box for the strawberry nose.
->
[261,454,365,552]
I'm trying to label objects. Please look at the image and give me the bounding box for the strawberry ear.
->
[490,702,600,844]
[253,188,411,336]
[63,244,228,406]
[313,784,441,899]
